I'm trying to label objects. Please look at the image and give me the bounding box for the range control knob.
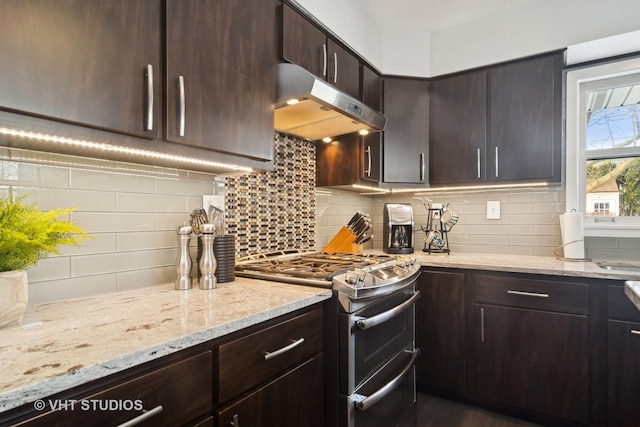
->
[345,269,367,287]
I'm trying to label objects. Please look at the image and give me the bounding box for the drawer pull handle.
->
[230,414,239,426]
[178,75,186,137]
[507,290,549,298]
[264,338,305,360]
[145,64,154,131]
[352,349,419,411]
[355,291,420,330]
[116,405,163,427]
[632,330,640,336]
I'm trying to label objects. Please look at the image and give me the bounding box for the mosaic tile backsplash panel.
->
[225,133,316,256]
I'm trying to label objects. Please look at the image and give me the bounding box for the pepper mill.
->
[175,223,193,290]
[199,223,217,290]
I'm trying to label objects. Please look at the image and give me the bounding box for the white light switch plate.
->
[487,200,501,220]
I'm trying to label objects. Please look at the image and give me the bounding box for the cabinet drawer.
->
[475,274,588,314]
[217,308,323,403]
[217,354,324,427]
[16,351,212,427]
[608,284,640,322]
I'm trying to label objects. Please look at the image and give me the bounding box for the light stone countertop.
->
[410,252,640,281]
[625,281,640,312]
[0,278,332,414]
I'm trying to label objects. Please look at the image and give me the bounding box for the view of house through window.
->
[585,82,640,218]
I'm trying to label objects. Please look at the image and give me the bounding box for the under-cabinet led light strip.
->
[352,182,550,195]
[0,127,253,172]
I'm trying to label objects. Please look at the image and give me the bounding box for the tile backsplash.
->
[2,139,638,304]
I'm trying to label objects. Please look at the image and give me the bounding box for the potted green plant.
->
[0,195,91,327]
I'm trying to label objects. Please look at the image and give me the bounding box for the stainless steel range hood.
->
[274,63,387,141]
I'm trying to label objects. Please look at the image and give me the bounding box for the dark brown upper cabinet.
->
[429,51,563,186]
[488,52,562,182]
[0,0,162,139]
[166,0,275,161]
[429,71,487,185]
[382,77,429,185]
[281,4,360,100]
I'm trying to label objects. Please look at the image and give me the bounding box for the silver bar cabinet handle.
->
[230,414,239,426]
[322,44,327,77]
[117,405,163,427]
[356,291,420,330]
[481,308,485,342]
[477,148,481,178]
[495,146,499,177]
[631,330,640,336]
[365,145,372,177]
[352,349,419,411]
[264,338,304,360]
[333,52,338,83]
[507,290,549,298]
[178,76,186,137]
[420,153,425,181]
[145,64,153,131]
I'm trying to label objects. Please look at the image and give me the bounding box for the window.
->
[566,57,640,237]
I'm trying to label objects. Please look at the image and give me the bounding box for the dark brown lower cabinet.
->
[10,351,213,427]
[475,305,589,423]
[217,354,324,427]
[416,269,466,394]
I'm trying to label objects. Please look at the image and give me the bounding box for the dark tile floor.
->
[417,393,542,427]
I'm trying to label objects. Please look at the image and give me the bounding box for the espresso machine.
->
[383,203,414,254]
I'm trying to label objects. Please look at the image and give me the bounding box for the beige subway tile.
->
[490,245,534,256]
[26,257,71,282]
[71,251,159,276]
[157,213,193,230]
[532,247,558,257]
[59,233,116,256]
[509,213,559,225]
[28,274,118,304]
[486,224,533,235]
[117,231,177,251]
[0,161,69,188]
[70,169,155,193]
[117,267,175,291]
[72,212,154,233]
[117,193,188,213]
[26,188,116,212]
[463,234,509,245]
[502,203,532,214]
[508,235,562,247]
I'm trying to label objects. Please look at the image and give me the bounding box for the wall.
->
[0,147,216,304]
[317,187,640,260]
[296,0,640,77]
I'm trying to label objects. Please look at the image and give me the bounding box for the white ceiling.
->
[355,0,540,32]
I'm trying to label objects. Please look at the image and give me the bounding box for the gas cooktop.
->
[234,250,396,288]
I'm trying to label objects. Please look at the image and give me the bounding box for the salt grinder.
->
[199,223,217,290]
[175,223,193,290]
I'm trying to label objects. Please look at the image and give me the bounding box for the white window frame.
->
[566,56,640,237]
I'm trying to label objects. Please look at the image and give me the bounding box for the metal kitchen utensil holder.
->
[420,204,451,254]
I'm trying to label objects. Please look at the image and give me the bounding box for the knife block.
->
[322,226,363,254]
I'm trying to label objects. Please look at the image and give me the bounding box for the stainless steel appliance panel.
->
[339,284,418,394]
[339,346,418,427]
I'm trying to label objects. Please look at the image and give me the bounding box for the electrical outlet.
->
[203,195,224,213]
[487,200,501,220]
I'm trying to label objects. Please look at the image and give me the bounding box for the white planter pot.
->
[0,270,28,328]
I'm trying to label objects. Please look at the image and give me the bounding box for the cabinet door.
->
[361,65,382,183]
[166,0,274,161]
[281,4,327,79]
[327,40,360,99]
[217,354,324,427]
[416,270,466,394]
[315,135,360,187]
[429,71,487,185]
[609,319,640,427]
[488,52,562,182]
[476,305,588,423]
[0,0,161,139]
[382,77,429,184]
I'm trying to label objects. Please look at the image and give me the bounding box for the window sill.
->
[584,223,640,238]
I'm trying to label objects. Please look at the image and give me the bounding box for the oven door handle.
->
[351,348,419,411]
[354,291,420,330]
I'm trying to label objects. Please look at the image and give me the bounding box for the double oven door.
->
[337,279,420,427]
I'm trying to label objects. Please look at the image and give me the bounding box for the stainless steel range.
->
[235,251,420,427]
